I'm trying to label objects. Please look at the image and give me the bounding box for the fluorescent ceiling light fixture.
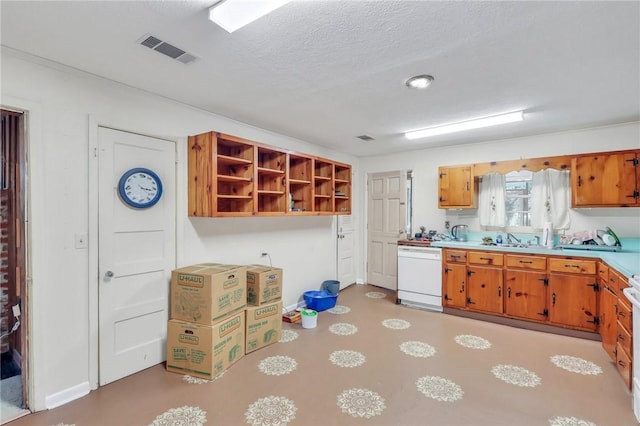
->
[405,111,524,140]
[209,0,293,33]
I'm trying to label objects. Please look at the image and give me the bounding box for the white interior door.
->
[337,215,355,289]
[98,127,175,386]
[367,171,407,290]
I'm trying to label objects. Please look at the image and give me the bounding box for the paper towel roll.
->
[542,222,553,248]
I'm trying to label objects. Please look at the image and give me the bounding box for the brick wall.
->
[0,191,9,353]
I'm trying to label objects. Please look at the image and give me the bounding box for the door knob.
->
[105,270,114,278]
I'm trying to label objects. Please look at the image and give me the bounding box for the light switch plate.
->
[75,233,88,249]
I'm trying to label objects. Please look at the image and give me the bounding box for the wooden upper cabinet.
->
[571,151,640,207]
[438,166,475,208]
[188,131,351,217]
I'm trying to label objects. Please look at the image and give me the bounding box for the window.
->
[505,170,533,228]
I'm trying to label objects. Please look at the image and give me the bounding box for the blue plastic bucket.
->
[303,290,338,312]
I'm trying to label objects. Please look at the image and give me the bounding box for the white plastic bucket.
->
[301,309,318,329]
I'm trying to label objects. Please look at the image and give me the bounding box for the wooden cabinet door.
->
[548,273,598,330]
[438,166,474,208]
[600,283,618,362]
[504,270,547,321]
[572,152,639,207]
[467,266,503,314]
[443,263,466,308]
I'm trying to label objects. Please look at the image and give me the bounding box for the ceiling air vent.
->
[137,34,198,65]
[357,135,375,141]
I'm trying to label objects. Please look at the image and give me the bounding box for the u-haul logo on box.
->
[254,304,278,320]
[177,274,204,288]
[179,334,199,345]
[219,315,241,337]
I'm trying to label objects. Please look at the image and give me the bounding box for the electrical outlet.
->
[444,221,450,230]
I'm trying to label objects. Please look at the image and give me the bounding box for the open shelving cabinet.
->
[188,131,351,217]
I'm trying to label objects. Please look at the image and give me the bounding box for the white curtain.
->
[531,169,571,230]
[478,172,506,227]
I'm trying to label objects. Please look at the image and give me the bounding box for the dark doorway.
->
[1,108,28,421]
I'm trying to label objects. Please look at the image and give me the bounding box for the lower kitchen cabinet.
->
[548,273,598,331]
[467,265,503,314]
[504,269,548,321]
[443,263,467,308]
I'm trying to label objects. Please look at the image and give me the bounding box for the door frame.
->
[87,117,180,389]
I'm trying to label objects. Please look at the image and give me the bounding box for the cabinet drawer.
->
[548,258,596,275]
[617,321,632,358]
[505,255,546,270]
[617,298,632,332]
[468,251,504,266]
[445,250,467,263]
[616,342,632,390]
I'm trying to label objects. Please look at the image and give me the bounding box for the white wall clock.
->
[118,168,163,209]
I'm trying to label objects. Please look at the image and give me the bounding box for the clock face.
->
[118,168,163,208]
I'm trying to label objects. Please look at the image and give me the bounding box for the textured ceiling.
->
[1,1,639,157]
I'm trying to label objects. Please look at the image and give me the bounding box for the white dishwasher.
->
[397,245,443,312]
[623,274,640,424]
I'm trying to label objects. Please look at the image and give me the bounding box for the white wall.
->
[1,49,359,410]
[358,123,640,259]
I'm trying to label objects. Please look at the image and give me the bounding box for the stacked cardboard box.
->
[245,265,283,354]
[166,263,247,379]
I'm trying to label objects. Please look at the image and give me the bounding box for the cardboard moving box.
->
[171,263,246,324]
[166,311,245,379]
[246,265,282,306]
[245,300,282,354]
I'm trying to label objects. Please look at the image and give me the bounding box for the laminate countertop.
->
[431,238,640,279]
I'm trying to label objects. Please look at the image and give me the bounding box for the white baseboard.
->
[283,300,306,313]
[45,381,90,409]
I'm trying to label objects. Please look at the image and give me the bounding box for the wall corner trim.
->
[44,381,90,409]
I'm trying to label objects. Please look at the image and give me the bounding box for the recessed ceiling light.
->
[405,75,434,89]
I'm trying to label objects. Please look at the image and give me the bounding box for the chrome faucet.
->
[506,233,521,244]
[528,235,541,246]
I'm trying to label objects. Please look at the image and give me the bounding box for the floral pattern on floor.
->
[416,376,464,402]
[245,396,297,426]
[548,416,596,426]
[279,329,299,343]
[329,323,358,336]
[491,364,541,387]
[258,356,298,376]
[382,318,411,329]
[550,355,602,375]
[337,388,386,419]
[365,291,386,299]
[455,334,492,350]
[400,341,436,358]
[183,372,224,384]
[327,305,351,314]
[329,350,366,368]
[150,406,206,426]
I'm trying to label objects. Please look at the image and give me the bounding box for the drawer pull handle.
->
[565,264,581,269]
[618,334,625,342]
[519,260,533,264]
[480,257,493,261]
[618,360,626,368]
[619,311,626,318]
